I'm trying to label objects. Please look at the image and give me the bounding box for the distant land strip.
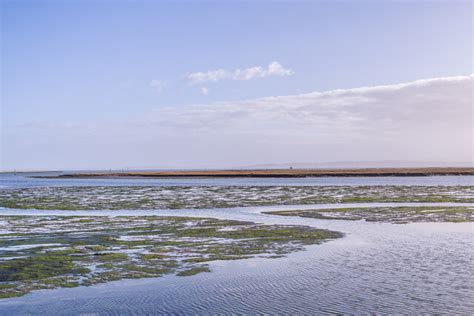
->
[35,167,474,178]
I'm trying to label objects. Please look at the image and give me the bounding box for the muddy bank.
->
[33,167,474,179]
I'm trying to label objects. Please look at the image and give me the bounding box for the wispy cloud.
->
[200,87,210,96]
[186,61,293,84]
[187,69,228,85]
[149,79,165,93]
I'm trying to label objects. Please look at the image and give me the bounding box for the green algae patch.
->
[177,266,211,276]
[94,253,128,261]
[0,185,472,211]
[0,253,78,282]
[0,215,342,298]
[265,206,474,223]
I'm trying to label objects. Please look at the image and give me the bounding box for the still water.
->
[0,174,472,314]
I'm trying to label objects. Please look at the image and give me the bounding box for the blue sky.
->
[1,1,473,170]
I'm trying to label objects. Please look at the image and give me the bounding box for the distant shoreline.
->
[33,167,474,179]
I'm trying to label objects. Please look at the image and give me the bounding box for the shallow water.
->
[0,175,473,314]
[1,201,473,218]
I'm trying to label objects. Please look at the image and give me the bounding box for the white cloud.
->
[158,74,472,130]
[187,69,227,84]
[186,61,293,84]
[149,80,164,93]
[266,61,293,77]
[233,66,264,80]
[200,87,209,96]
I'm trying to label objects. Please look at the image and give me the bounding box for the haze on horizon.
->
[1,1,473,171]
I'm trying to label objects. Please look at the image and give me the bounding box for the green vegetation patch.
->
[177,266,211,276]
[0,252,80,282]
[265,206,474,223]
[0,215,341,298]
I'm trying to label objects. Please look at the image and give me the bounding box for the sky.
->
[1,0,473,170]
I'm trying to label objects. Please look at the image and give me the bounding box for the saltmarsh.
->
[0,216,341,298]
[265,206,474,223]
[0,185,472,210]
